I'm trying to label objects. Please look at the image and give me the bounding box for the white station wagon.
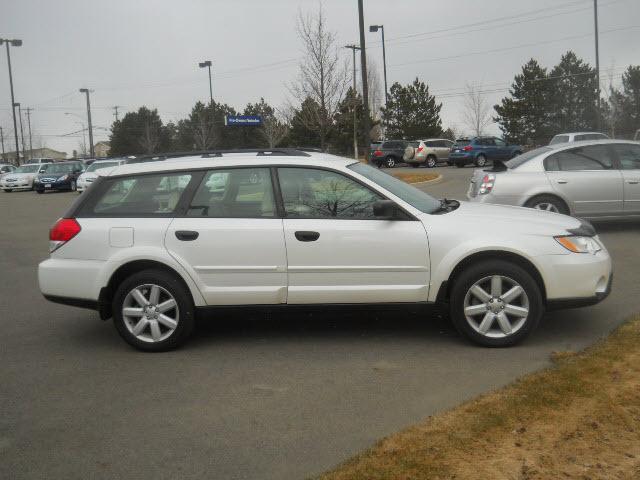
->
[39,149,612,351]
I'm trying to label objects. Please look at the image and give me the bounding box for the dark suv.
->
[34,161,84,193]
[449,137,523,167]
[369,140,407,168]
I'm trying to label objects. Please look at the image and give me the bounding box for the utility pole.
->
[0,126,5,160]
[112,105,122,122]
[79,89,95,157]
[14,103,26,160]
[25,107,33,157]
[199,60,213,105]
[344,45,361,159]
[593,0,601,131]
[357,0,371,159]
[0,38,22,164]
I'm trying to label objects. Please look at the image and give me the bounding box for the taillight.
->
[49,218,81,252]
[417,146,424,153]
[373,150,384,157]
[463,145,473,151]
[479,174,495,195]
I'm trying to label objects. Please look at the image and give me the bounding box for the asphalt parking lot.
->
[1,166,639,480]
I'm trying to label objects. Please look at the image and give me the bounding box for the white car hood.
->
[430,201,582,236]
[2,172,34,181]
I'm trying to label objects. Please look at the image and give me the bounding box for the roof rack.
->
[130,148,313,162]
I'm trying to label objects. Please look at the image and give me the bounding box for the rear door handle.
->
[294,231,320,242]
[557,179,568,184]
[175,230,199,241]
[628,180,639,185]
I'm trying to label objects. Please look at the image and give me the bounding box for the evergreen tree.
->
[494,59,552,145]
[109,107,171,155]
[548,51,598,133]
[331,87,372,156]
[618,65,640,136]
[381,78,442,139]
[286,97,322,148]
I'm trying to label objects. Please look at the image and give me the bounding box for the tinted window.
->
[548,145,614,171]
[455,139,471,146]
[407,141,419,148]
[614,143,640,170]
[41,163,76,175]
[494,138,506,147]
[574,133,607,142]
[550,135,569,145]
[92,172,193,215]
[425,141,437,147]
[483,138,496,146]
[278,167,383,219]
[187,168,274,218]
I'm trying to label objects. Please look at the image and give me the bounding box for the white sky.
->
[1,0,639,156]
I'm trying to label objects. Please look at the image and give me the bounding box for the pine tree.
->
[109,107,171,155]
[494,59,552,145]
[331,87,372,156]
[381,78,442,139]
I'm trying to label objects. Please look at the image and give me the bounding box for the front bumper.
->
[1,181,31,190]
[35,180,72,192]
[547,273,612,310]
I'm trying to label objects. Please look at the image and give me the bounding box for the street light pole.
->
[369,24,389,107]
[0,126,5,160]
[344,45,361,159]
[79,89,95,157]
[199,60,213,104]
[14,102,26,159]
[593,0,601,131]
[25,107,33,155]
[358,0,371,159]
[0,38,22,164]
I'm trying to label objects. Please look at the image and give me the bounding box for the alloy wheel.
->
[463,275,529,338]
[427,157,436,168]
[533,202,559,213]
[122,284,179,343]
[386,158,395,168]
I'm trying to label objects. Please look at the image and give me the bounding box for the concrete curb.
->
[406,174,443,186]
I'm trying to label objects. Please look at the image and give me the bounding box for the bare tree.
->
[193,111,216,150]
[366,56,384,117]
[463,83,493,136]
[288,2,348,150]
[261,113,289,148]
[139,121,159,154]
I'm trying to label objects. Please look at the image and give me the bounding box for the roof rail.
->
[130,148,313,162]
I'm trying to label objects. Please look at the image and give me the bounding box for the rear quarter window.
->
[83,172,194,216]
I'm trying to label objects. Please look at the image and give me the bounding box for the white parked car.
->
[38,150,612,351]
[77,159,126,193]
[0,163,40,192]
[549,132,609,145]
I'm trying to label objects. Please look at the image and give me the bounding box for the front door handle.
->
[557,179,568,184]
[294,231,320,242]
[175,230,199,241]
[628,180,639,185]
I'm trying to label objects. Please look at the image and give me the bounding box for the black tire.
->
[475,155,487,167]
[450,260,543,347]
[70,180,77,192]
[426,155,437,168]
[36,190,43,194]
[4,189,12,193]
[524,195,569,215]
[112,269,195,352]
[385,156,396,168]
[455,162,465,168]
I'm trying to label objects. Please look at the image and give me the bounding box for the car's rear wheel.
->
[36,190,43,194]
[450,260,543,347]
[524,195,569,215]
[475,155,487,167]
[113,269,195,352]
[385,156,396,168]
[426,155,437,168]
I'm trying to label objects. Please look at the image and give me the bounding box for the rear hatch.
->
[451,139,471,154]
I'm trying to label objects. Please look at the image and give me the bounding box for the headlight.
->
[555,236,601,254]
[34,178,40,183]
[58,174,69,181]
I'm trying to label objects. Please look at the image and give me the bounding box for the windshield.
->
[505,147,552,169]
[14,165,41,174]
[40,163,76,174]
[86,161,119,172]
[349,163,441,214]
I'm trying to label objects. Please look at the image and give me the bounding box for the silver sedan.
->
[467,139,640,219]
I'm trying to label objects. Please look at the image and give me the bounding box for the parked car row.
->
[370,131,612,169]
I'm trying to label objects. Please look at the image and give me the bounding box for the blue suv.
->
[449,137,522,168]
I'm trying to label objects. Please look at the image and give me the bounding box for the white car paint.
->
[0,164,41,191]
[76,159,126,193]
[38,151,612,348]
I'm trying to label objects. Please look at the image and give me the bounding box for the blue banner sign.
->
[224,115,263,126]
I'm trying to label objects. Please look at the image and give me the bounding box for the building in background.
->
[94,141,111,158]
[2,147,67,163]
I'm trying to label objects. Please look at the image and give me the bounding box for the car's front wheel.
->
[385,156,396,168]
[450,260,543,347]
[70,180,77,191]
[524,195,569,215]
[113,269,195,351]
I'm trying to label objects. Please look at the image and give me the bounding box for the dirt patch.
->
[392,172,440,184]
[315,317,640,480]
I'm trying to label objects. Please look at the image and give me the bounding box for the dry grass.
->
[392,172,440,184]
[315,316,640,480]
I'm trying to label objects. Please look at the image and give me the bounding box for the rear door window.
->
[187,168,274,218]
[613,143,640,170]
[90,172,194,216]
[547,145,615,171]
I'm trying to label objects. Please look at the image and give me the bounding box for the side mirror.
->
[373,199,399,219]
